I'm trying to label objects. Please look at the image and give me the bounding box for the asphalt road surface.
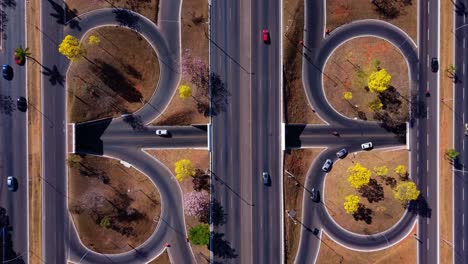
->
[0,1,28,263]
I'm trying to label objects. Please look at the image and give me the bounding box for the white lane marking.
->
[427,28,430,41]
[427,135,429,146]
[463,213,465,226]
[427,218,430,225]
[427,239,430,250]
[417,166,419,174]
[428,1,430,14]
[427,55,430,67]
[427,106,430,120]
[427,160,429,171]
[427,186,429,196]
[463,140,465,151]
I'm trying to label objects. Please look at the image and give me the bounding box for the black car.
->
[431,57,439,73]
[311,188,320,203]
[17,96,27,112]
[2,64,13,80]
[312,228,320,236]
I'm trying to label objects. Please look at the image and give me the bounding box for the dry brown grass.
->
[327,0,417,42]
[68,155,161,254]
[323,37,409,122]
[146,149,210,263]
[316,224,417,263]
[283,0,324,124]
[67,27,159,123]
[283,148,325,264]
[26,1,43,263]
[152,0,209,126]
[66,0,159,24]
[148,250,170,264]
[324,149,409,234]
[439,0,454,262]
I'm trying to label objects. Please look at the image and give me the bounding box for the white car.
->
[361,142,373,150]
[321,159,333,172]
[155,129,168,136]
[465,123,468,136]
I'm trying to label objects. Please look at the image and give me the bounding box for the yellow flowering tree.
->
[394,165,407,176]
[58,35,86,61]
[343,91,353,101]
[367,68,391,93]
[178,85,192,99]
[88,35,101,46]
[394,181,420,201]
[347,163,371,189]
[343,194,360,214]
[174,159,196,182]
[374,165,388,177]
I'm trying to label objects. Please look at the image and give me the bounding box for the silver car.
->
[321,159,333,172]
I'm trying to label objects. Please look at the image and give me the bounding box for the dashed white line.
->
[427,160,429,171]
[463,140,465,151]
[427,55,430,67]
[427,135,429,146]
[427,28,430,40]
[427,239,430,250]
[427,106,430,120]
[428,1,430,14]
[427,218,430,225]
[417,166,419,174]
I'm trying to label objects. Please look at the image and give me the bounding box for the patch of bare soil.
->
[146,149,210,263]
[283,0,324,124]
[316,225,417,263]
[323,37,409,129]
[283,148,325,263]
[324,149,409,235]
[68,154,161,254]
[152,0,209,126]
[67,26,159,123]
[65,0,159,24]
[148,250,170,264]
[327,0,417,42]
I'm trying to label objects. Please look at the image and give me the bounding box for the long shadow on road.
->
[75,118,113,155]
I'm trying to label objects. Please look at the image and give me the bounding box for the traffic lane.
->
[292,133,406,149]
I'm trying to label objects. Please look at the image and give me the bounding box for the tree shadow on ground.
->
[352,204,373,224]
[47,0,81,30]
[113,9,140,31]
[358,178,384,203]
[1,0,16,9]
[1,213,26,264]
[122,114,148,131]
[209,232,238,259]
[209,73,230,116]
[0,95,15,115]
[91,59,143,103]
[42,65,65,86]
[407,195,431,218]
[210,198,226,226]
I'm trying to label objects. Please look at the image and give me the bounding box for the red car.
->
[262,29,269,43]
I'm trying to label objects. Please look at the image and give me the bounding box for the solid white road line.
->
[463,189,465,201]
[463,140,465,151]
[427,186,430,195]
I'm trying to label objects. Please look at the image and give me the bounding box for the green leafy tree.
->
[367,68,391,93]
[445,148,460,161]
[343,194,360,214]
[394,181,420,202]
[14,46,31,65]
[374,165,389,177]
[58,35,86,61]
[100,216,111,228]
[178,85,192,99]
[368,98,383,111]
[174,159,196,182]
[347,163,371,189]
[188,224,210,245]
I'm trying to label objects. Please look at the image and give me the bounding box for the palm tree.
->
[14,46,31,66]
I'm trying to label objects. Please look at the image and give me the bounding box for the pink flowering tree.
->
[184,191,210,223]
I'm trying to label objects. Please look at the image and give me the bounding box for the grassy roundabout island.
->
[324,149,414,235]
[67,26,160,123]
[323,37,409,129]
[67,155,161,253]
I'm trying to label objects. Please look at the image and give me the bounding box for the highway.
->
[210,0,282,262]
[453,0,468,262]
[0,1,28,263]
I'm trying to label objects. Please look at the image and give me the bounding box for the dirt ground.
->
[152,0,209,126]
[324,149,409,234]
[439,0,454,262]
[149,250,170,264]
[283,148,325,264]
[327,0,417,42]
[283,0,324,124]
[26,0,43,263]
[323,37,409,122]
[67,26,159,123]
[68,155,161,253]
[65,0,159,24]
[316,224,417,263]
[146,149,210,263]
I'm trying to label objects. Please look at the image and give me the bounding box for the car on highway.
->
[312,228,320,236]
[7,176,17,192]
[465,123,468,136]
[336,148,348,159]
[262,29,269,43]
[155,129,168,136]
[321,159,333,172]
[311,188,320,203]
[361,142,373,150]
[431,57,439,72]
[262,172,270,186]
[2,64,12,80]
[17,96,27,112]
